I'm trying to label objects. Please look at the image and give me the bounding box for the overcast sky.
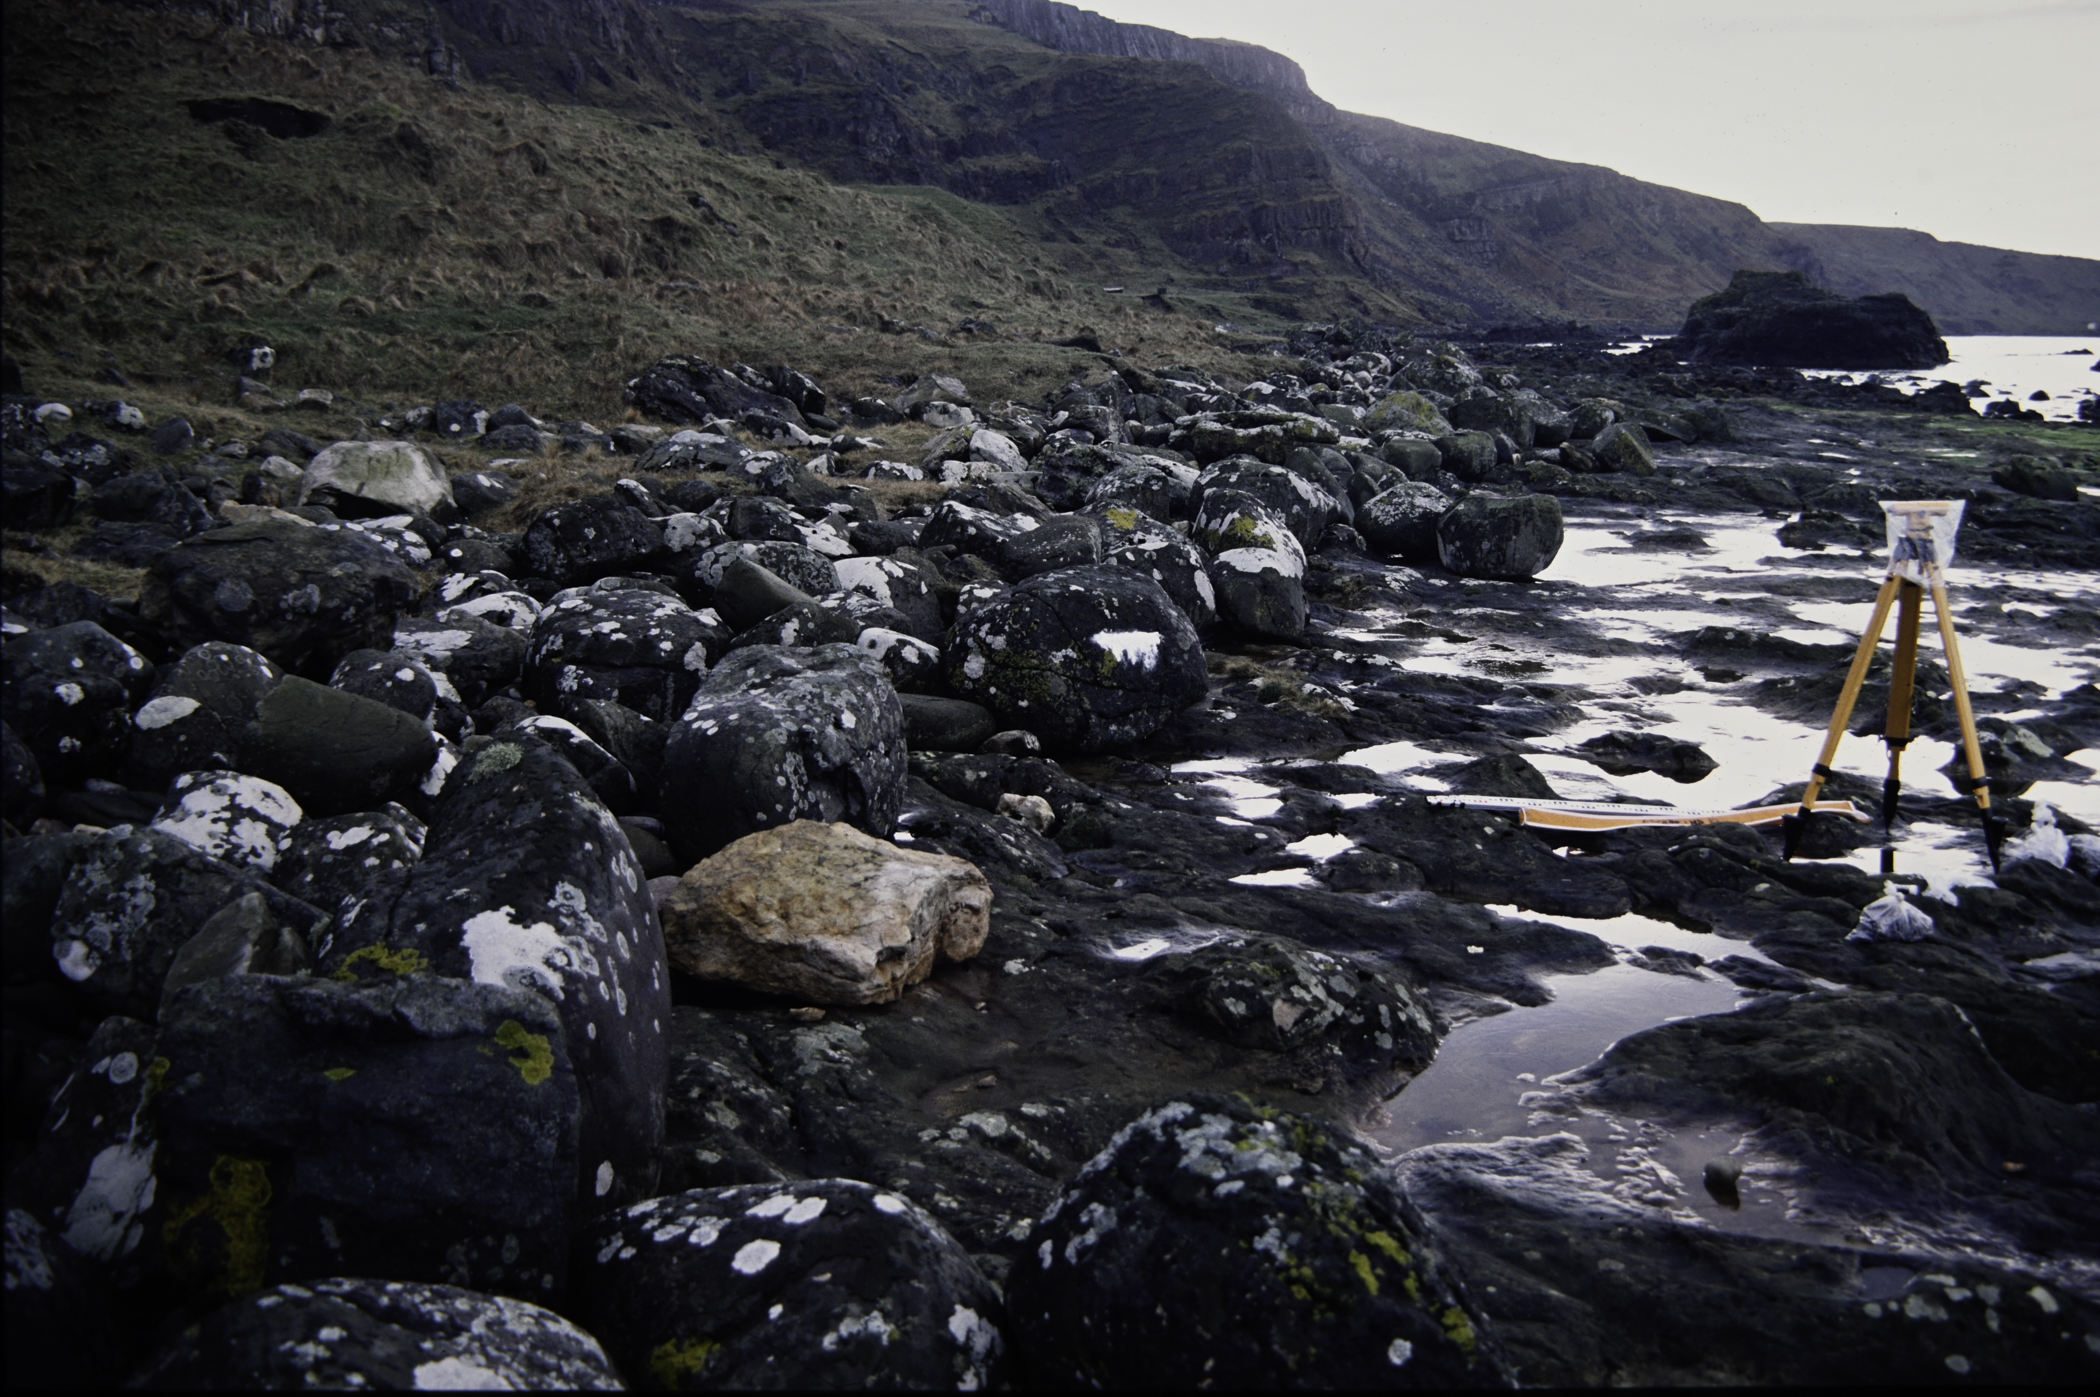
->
[1083,0,2097,261]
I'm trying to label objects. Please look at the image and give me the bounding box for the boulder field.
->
[3,327,2098,1387]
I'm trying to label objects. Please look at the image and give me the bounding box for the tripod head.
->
[1882,500,1963,584]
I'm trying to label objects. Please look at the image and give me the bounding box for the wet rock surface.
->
[3,326,2097,1385]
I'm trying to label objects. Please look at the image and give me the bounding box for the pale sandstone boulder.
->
[660,821,990,1004]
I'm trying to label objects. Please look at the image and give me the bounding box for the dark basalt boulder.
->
[1087,504,1218,629]
[1357,480,1453,563]
[1436,494,1564,580]
[1673,270,1949,370]
[272,803,426,924]
[333,734,671,1212]
[1189,456,1344,549]
[946,565,1207,752]
[1151,933,1440,1080]
[138,519,418,677]
[48,825,326,1020]
[393,612,530,710]
[154,974,579,1303]
[4,1206,123,1389]
[126,641,284,790]
[573,1179,1005,1390]
[1,459,76,529]
[1195,496,1309,642]
[7,1015,161,1272]
[659,644,906,864]
[329,648,440,726]
[1578,730,1719,783]
[526,588,716,722]
[239,675,438,817]
[1,720,42,826]
[690,539,841,598]
[149,770,304,874]
[1007,1094,1511,1389]
[520,497,665,585]
[625,355,809,428]
[0,620,155,782]
[127,1278,621,1388]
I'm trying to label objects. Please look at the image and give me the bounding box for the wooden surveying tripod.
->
[1781,501,2004,870]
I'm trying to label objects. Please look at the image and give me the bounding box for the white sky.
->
[1082,0,2098,261]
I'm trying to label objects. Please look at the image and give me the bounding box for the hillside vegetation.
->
[0,0,1322,423]
[4,0,2094,429]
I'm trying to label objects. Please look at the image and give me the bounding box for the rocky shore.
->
[4,326,2098,1388]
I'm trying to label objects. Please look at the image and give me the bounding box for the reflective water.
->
[1801,335,2100,423]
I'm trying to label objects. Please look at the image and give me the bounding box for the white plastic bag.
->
[1846,886,1935,943]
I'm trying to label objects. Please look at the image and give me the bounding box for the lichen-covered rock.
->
[945,564,1207,751]
[852,627,943,694]
[1449,392,1537,450]
[1008,1094,1511,1388]
[1366,390,1455,437]
[510,714,639,813]
[153,973,580,1303]
[297,440,453,517]
[1434,431,1499,483]
[1184,410,1342,465]
[1088,504,1218,629]
[983,513,1103,581]
[1589,420,1658,476]
[1436,494,1565,580]
[48,825,326,1019]
[1085,462,1178,519]
[327,734,670,1212]
[573,1179,1004,1390]
[521,496,665,585]
[237,675,439,817]
[7,1016,162,1271]
[1358,481,1454,563]
[1153,934,1439,1080]
[661,820,989,1004]
[393,611,530,709]
[1191,457,1344,549]
[126,642,284,790]
[127,1277,622,1389]
[328,647,443,726]
[137,520,419,677]
[271,803,425,927]
[660,644,906,865]
[526,587,715,722]
[834,553,945,643]
[690,539,840,598]
[0,620,155,782]
[917,497,1040,561]
[1198,497,1308,641]
[149,769,303,872]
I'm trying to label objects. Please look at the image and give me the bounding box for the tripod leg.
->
[1929,577,2004,871]
[1785,575,1900,860]
[1881,581,1923,829]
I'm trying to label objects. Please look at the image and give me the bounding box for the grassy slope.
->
[0,0,1325,426]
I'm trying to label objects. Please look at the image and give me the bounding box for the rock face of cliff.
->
[74,0,2100,331]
